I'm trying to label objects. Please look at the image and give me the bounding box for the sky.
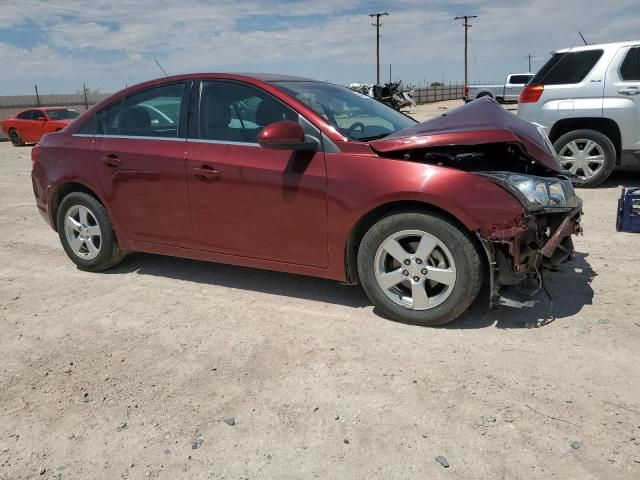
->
[0,0,639,95]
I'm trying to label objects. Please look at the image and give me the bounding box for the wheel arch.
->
[549,117,622,164]
[51,181,106,232]
[344,200,482,284]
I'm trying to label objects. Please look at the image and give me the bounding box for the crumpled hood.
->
[370,97,562,173]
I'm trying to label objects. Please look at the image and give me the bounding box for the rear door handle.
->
[192,166,221,180]
[618,87,640,96]
[100,154,121,167]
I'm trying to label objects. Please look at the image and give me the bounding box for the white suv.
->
[518,40,640,187]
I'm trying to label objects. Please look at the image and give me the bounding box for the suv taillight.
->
[464,86,469,98]
[519,85,544,103]
[31,144,42,164]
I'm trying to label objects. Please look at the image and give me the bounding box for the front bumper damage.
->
[478,203,583,307]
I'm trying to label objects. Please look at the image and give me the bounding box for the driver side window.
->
[198,81,297,143]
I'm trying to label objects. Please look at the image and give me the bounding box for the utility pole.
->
[524,53,538,72]
[369,12,388,85]
[454,15,477,88]
[82,83,89,110]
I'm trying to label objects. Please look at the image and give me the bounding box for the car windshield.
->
[46,109,80,120]
[273,81,416,141]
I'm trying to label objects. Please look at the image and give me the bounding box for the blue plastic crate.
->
[617,187,640,233]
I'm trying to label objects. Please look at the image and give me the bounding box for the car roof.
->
[233,72,315,82]
[119,73,320,94]
[555,39,640,53]
[21,107,69,112]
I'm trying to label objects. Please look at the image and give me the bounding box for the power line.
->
[369,12,388,85]
[454,15,478,87]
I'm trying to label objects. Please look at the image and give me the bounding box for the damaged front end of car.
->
[474,171,582,307]
[370,97,583,308]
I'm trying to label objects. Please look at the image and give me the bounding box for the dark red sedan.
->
[31,73,582,325]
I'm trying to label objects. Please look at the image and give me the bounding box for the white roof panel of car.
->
[554,39,640,54]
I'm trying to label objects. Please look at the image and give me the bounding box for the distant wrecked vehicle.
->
[349,81,416,110]
[31,74,582,326]
[464,73,534,103]
[1,107,80,146]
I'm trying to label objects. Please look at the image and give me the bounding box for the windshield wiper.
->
[357,133,390,141]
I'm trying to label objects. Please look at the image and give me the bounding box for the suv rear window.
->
[530,50,603,85]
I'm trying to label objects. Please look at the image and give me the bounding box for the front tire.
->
[357,212,483,326]
[56,192,125,271]
[554,129,616,187]
[8,129,24,146]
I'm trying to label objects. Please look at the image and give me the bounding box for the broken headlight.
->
[478,172,580,212]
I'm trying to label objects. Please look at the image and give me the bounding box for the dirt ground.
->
[1,106,640,479]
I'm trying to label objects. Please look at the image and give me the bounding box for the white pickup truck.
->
[464,73,534,103]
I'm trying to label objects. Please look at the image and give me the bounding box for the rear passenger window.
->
[96,100,123,135]
[529,50,603,85]
[96,83,185,137]
[17,111,33,120]
[620,47,640,81]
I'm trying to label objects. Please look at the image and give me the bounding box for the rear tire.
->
[8,129,24,147]
[357,212,483,326]
[553,129,616,188]
[56,192,125,271]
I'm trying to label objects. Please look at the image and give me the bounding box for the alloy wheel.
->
[374,229,457,310]
[64,205,102,260]
[558,139,605,179]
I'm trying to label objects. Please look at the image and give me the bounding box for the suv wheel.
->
[554,129,616,187]
[57,192,125,271]
[357,212,483,326]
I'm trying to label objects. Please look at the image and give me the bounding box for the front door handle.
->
[192,166,221,180]
[619,87,640,96]
[100,154,121,167]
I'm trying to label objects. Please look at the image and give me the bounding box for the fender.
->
[47,176,131,250]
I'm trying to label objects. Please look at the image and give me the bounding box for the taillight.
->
[31,144,42,164]
[519,85,544,103]
[464,86,469,97]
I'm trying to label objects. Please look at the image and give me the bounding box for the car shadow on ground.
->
[599,171,640,189]
[449,252,596,330]
[107,251,595,330]
[107,253,371,309]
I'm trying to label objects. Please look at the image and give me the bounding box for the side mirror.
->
[258,120,318,151]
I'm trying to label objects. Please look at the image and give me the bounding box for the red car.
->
[2,107,79,146]
[31,74,582,325]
